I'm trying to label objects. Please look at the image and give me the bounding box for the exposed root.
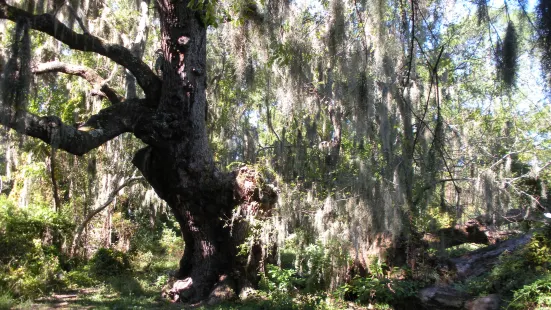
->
[162,275,237,306]
[163,277,193,303]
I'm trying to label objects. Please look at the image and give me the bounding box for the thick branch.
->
[32,61,123,104]
[0,1,162,103]
[0,99,155,156]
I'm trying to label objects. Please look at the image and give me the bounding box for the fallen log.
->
[449,232,532,279]
[423,215,531,249]
[417,233,532,310]
[423,219,491,249]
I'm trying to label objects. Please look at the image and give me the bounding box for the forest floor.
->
[24,289,369,310]
[20,272,369,310]
[23,284,176,309]
[12,230,546,310]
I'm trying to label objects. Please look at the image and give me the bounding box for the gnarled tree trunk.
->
[131,2,279,302]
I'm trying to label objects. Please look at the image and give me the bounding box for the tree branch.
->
[0,99,155,156]
[124,0,151,99]
[0,1,162,103]
[70,176,145,255]
[52,1,89,34]
[32,61,124,104]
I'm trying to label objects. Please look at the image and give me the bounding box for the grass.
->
[0,293,16,310]
[3,255,371,309]
[444,243,486,258]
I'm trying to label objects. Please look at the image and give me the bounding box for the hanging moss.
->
[357,71,369,109]
[476,0,489,26]
[245,57,255,87]
[498,22,519,88]
[287,38,311,90]
[1,18,31,113]
[536,0,551,90]
[266,0,290,26]
[328,0,346,58]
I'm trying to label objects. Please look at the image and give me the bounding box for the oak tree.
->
[0,0,276,302]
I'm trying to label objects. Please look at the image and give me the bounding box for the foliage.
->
[509,275,551,309]
[65,267,98,288]
[338,275,422,307]
[0,240,65,299]
[524,227,551,267]
[188,0,220,27]
[89,248,131,277]
[129,218,184,270]
[258,264,350,309]
[260,264,303,294]
[445,243,486,258]
[0,196,73,298]
[0,293,16,310]
[461,227,551,305]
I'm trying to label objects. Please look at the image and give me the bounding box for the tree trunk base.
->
[153,165,278,304]
[163,274,240,306]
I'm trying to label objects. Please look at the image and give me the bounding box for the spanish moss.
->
[537,0,551,90]
[476,0,489,26]
[500,22,519,88]
[1,18,31,114]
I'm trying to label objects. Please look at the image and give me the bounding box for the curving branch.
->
[70,176,145,255]
[32,61,124,104]
[0,1,162,103]
[56,2,89,34]
[0,99,155,156]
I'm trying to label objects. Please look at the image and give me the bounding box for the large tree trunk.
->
[134,148,276,302]
[131,2,276,302]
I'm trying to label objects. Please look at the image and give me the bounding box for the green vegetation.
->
[0,193,184,307]
[458,227,551,308]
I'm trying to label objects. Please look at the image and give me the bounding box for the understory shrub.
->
[260,264,304,292]
[0,293,15,310]
[0,197,72,298]
[339,276,421,306]
[524,227,551,267]
[258,264,336,309]
[335,258,424,308]
[65,266,98,288]
[89,248,131,277]
[462,226,551,306]
[509,275,551,309]
[128,217,184,272]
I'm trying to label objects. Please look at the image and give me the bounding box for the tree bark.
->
[134,1,278,302]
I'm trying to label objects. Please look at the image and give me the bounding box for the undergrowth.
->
[461,226,551,309]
